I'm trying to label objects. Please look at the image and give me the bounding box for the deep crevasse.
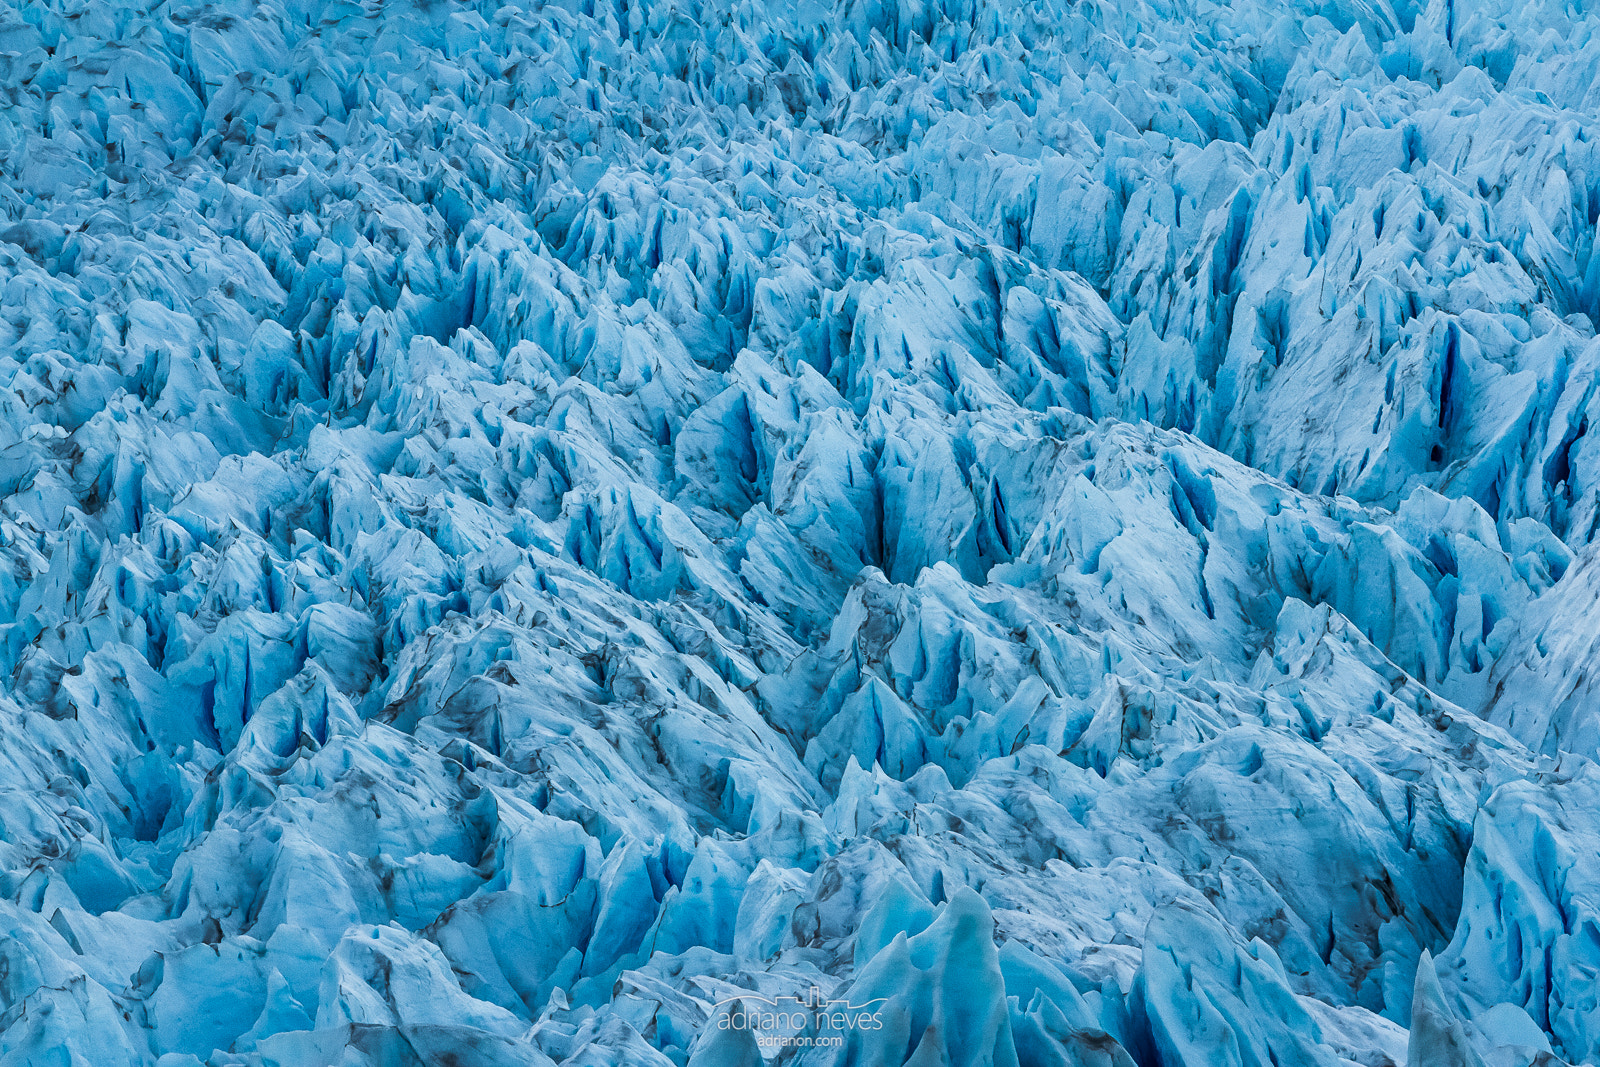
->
[2,0,1600,1064]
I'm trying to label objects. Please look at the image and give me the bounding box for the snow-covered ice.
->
[4,0,1600,1063]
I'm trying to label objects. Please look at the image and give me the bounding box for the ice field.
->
[4,0,1600,1063]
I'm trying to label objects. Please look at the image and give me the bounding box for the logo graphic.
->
[710,986,888,1050]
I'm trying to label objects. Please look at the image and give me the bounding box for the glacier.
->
[4,0,1600,1063]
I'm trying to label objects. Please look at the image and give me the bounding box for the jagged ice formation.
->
[3,0,1600,1064]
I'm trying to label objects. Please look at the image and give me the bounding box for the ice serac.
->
[1434,762,1600,1066]
[1477,543,1600,759]
[1138,904,1343,1067]
[5,0,1600,1063]
[804,888,1019,1067]
[1408,950,1486,1067]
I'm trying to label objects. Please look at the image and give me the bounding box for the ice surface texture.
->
[3,0,1600,1063]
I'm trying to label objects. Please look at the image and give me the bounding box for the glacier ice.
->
[6,0,1600,1063]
